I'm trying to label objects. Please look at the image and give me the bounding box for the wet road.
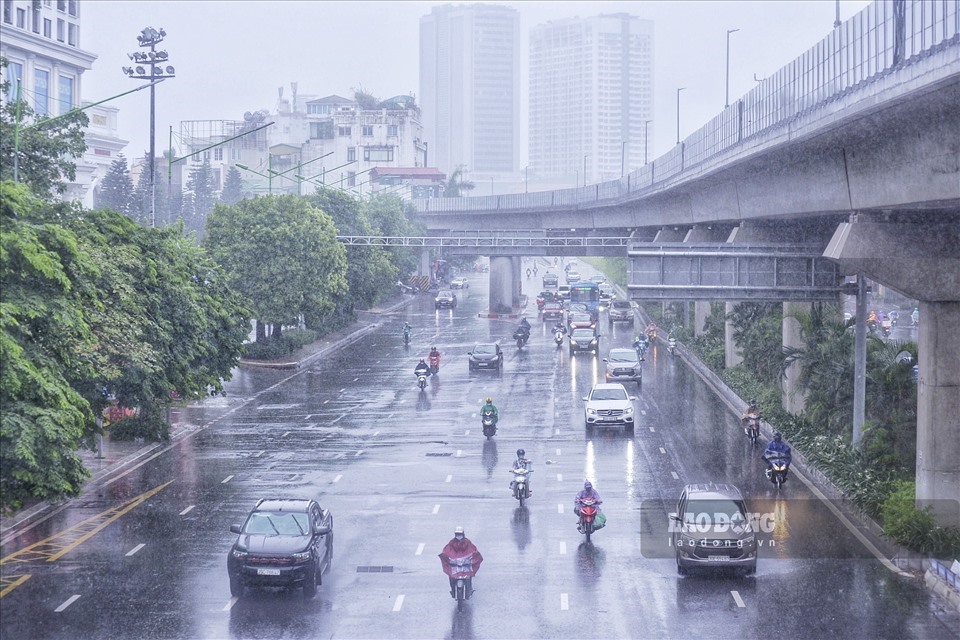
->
[1,263,956,639]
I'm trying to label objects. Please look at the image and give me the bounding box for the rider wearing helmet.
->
[510,448,532,494]
[481,397,499,425]
[429,345,441,360]
[415,358,430,377]
[439,527,483,597]
[761,431,792,475]
[574,480,603,517]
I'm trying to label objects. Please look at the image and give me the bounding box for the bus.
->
[569,282,601,319]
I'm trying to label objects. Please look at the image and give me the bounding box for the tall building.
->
[530,13,653,186]
[420,3,520,191]
[1,0,125,206]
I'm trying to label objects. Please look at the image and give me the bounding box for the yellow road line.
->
[0,481,173,565]
[0,574,31,598]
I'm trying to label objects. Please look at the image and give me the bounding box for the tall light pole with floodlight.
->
[725,28,740,108]
[643,120,652,165]
[122,27,174,227]
[676,87,686,145]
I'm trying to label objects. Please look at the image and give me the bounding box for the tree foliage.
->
[0,58,88,196]
[204,195,348,337]
[443,167,475,197]
[221,166,244,205]
[96,154,134,217]
[132,155,169,227]
[184,158,217,239]
[365,193,422,280]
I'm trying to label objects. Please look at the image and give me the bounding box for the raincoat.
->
[439,538,483,579]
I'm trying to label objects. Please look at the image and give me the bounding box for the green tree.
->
[0,57,88,196]
[221,166,244,205]
[132,155,169,226]
[204,195,348,340]
[184,159,216,239]
[443,167,475,197]
[366,193,422,279]
[729,302,783,382]
[96,154,134,216]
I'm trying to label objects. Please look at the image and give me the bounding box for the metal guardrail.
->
[413,0,959,215]
[929,556,960,590]
[337,235,631,248]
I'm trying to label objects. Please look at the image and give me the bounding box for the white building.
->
[420,4,520,191]
[177,90,428,200]
[529,13,654,186]
[1,0,125,206]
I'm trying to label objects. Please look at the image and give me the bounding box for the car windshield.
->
[608,350,637,363]
[244,512,310,536]
[474,344,497,354]
[571,314,591,323]
[439,291,452,297]
[571,329,595,338]
[591,387,627,401]
[682,499,748,525]
[613,301,631,309]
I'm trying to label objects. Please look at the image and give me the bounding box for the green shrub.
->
[109,412,169,442]
[881,481,960,556]
[243,329,319,360]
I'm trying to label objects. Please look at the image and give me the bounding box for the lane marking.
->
[331,414,346,424]
[339,388,346,393]
[456,450,462,458]
[432,504,440,514]
[335,452,346,459]
[387,413,394,418]
[557,474,563,482]
[560,593,569,611]
[373,431,380,437]
[324,399,330,405]
[353,377,359,382]
[221,475,234,484]
[223,597,237,611]
[281,431,290,438]
[559,541,567,555]
[465,430,470,436]
[354,450,364,457]
[557,504,564,514]
[640,410,647,416]
[671,472,679,480]
[253,450,265,458]
[0,574,30,597]
[659,447,666,454]
[415,543,425,556]
[55,595,81,612]
[305,414,313,421]
[179,505,195,516]
[555,428,560,435]
[393,594,405,612]
[125,543,146,557]
[445,475,453,483]
[332,474,342,483]
[731,590,746,608]
[556,448,561,456]
[649,427,656,432]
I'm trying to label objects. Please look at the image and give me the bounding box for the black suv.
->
[435,290,457,309]
[227,498,333,598]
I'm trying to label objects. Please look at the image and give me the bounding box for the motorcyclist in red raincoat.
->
[439,526,483,597]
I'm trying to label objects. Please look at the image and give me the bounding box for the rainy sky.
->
[81,0,871,166]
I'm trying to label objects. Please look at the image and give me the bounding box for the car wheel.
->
[325,539,333,574]
[677,559,688,576]
[303,563,318,598]
[625,424,635,435]
[229,575,244,598]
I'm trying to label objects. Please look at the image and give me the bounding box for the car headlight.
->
[625,406,634,414]
[231,549,248,559]
[586,407,597,415]
[291,550,312,563]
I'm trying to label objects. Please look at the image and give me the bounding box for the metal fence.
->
[413,0,959,215]
[928,555,960,590]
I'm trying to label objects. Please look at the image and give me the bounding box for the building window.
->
[203,151,211,162]
[92,113,107,126]
[309,121,333,139]
[387,125,398,137]
[68,0,77,16]
[338,126,351,137]
[214,148,223,161]
[347,147,356,162]
[44,17,51,37]
[4,61,22,103]
[16,6,24,27]
[68,22,77,46]
[3,0,11,24]
[57,18,64,41]
[361,125,373,136]
[347,171,356,187]
[94,148,111,156]
[57,0,65,11]
[58,75,73,114]
[307,103,330,115]
[34,69,49,116]
[364,146,394,162]
[31,5,39,32]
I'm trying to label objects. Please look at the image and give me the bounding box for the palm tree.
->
[443,167,475,197]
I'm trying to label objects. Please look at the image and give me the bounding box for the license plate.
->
[257,568,281,576]
[707,556,730,562]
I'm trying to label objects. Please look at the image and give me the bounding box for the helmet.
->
[517,448,525,458]
[454,526,465,540]
[584,480,592,490]
[431,346,437,351]
[485,397,493,404]
[773,431,783,442]
[419,358,425,363]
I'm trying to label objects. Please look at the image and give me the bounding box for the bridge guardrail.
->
[413,0,959,216]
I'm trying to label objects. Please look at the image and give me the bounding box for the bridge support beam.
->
[724,303,742,368]
[512,257,522,308]
[686,226,730,336]
[488,256,514,315]
[419,248,431,278]
[782,301,810,415]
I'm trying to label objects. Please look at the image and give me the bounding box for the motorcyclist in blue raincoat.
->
[761,432,792,475]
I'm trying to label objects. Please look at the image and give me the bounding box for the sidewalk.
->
[0,294,417,541]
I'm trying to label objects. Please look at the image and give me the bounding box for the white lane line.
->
[556,448,561,455]
[640,410,647,416]
[671,471,680,480]
[555,410,560,417]
[415,543,425,556]
[179,505,195,516]
[55,595,81,612]
[355,450,364,457]
[253,450,265,458]
[387,412,394,418]
[221,475,234,484]
[659,447,666,454]
[125,543,146,557]
[366,368,371,372]
[465,430,470,435]
[373,431,380,437]
[339,388,346,393]
[456,450,462,458]
[305,414,313,420]
[557,474,563,482]
[332,474,342,483]
[432,504,440,514]
[323,399,330,405]
[555,428,560,435]
[559,541,567,555]
[222,597,238,611]
[445,475,453,483]
[353,377,359,382]
[557,504,564,514]
[731,590,746,608]
[335,453,346,459]
[331,414,346,424]
[281,431,290,437]
[649,427,656,432]
[393,594,405,612]
[560,593,569,611]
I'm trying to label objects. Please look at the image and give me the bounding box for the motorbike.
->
[633,337,647,361]
[403,328,411,346]
[766,453,789,489]
[668,337,677,355]
[743,412,761,445]
[554,328,565,346]
[416,370,428,391]
[429,353,441,374]
[441,553,478,612]
[481,409,498,439]
[510,467,533,506]
[881,319,892,338]
[576,498,604,542]
[513,328,529,349]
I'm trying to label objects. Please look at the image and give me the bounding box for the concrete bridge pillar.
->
[724,302,743,368]
[916,301,960,526]
[488,256,514,314]
[685,226,730,336]
[418,248,431,277]
[511,257,522,308]
[782,301,810,415]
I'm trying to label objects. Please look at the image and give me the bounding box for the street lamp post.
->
[643,120,651,165]
[583,154,588,187]
[122,27,175,227]
[725,28,740,108]
[676,87,686,145]
[525,166,528,193]
[620,141,627,177]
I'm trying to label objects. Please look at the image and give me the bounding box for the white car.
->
[583,383,636,433]
[450,277,469,289]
